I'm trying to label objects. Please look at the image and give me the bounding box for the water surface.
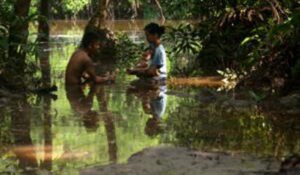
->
[1,20,300,175]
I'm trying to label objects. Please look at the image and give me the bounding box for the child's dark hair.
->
[80,31,102,49]
[144,23,165,37]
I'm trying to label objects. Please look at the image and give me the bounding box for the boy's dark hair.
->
[144,23,165,37]
[80,31,102,49]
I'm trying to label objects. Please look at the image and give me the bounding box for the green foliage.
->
[0,154,22,175]
[0,25,9,57]
[161,0,194,19]
[248,90,266,103]
[0,0,13,55]
[237,4,300,90]
[165,24,201,55]
[162,0,299,91]
[0,1,13,85]
[114,33,145,71]
[0,0,41,90]
[163,24,202,76]
[62,0,90,15]
[160,0,229,19]
[292,59,300,79]
[217,68,242,90]
[0,109,13,145]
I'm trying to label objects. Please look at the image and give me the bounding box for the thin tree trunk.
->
[38,42,51,87]
[11,100,38,174]
[153,0,165,23]
[86,0,110,29]
[8,0,32,73]
[132,0,139,19]
[85,0,117,72]
[97,0,110,28]
[38,0,50,42]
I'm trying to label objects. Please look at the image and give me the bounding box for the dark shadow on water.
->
[2,42,55,175]
[11,100,38,175]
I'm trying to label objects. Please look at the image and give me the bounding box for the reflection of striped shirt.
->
[149,44,167,79]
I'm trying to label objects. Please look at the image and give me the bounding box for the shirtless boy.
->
[65,31,115,85]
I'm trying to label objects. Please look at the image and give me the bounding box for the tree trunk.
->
[132,0,139,19]
[38,0,50,42]
[87,0,110,29]
[85,0,117,75]
[8,0,32,73]
[97,0,109,29]
[38,42,51,87]
[97,0,110,28]
[153,0,165,23]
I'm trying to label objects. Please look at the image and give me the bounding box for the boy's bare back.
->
[65,49,94,84]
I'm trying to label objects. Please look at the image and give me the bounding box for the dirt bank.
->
[81,146,282,175]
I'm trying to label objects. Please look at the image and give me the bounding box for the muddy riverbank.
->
[80,146,289,175]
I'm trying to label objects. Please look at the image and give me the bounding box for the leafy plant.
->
[114,32,145,71]
[165,23,202,55]
[0,0,41,90]
[217,69,240,90]
[0,154,22,175]
[63,0,90,16]
[248,90,266,103]
[238,5,300,91]
[163,24,202,76]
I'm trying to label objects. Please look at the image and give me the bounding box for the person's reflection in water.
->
[127,82,167,137]
[95,86,117,163]
[65,84,117,163]
[65,84,99,132]
[145,87,167,137]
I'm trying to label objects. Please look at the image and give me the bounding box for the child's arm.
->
[84,59,115,83]
[127,65,160,77]
[127,67,148,75]
[136,60,148,68]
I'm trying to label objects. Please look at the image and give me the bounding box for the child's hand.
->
[140,62,148,68]
[109,72,116,82]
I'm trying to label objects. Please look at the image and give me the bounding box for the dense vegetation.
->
[1,0,300,93]
[1,1,300,174]
[191,1,300,93]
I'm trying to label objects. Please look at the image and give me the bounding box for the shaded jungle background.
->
[1,0,300,174]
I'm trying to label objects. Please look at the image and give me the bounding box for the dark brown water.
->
[1,20,300,175]
[49,19,199,34]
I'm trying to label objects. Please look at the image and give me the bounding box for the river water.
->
[0,20,299,175]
